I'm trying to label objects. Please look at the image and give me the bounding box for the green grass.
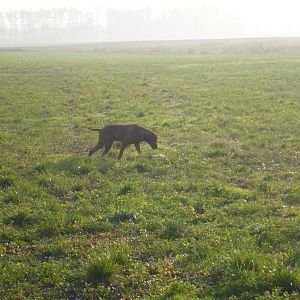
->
[0,47,300,299]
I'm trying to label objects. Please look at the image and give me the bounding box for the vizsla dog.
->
[88,124,157,159]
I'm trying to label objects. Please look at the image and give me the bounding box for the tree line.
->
[0,7,242,45]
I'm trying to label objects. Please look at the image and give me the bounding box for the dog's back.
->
[101,124,147,143]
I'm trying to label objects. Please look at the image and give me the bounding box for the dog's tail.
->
[87,127,102,132]
[88,128,100,131]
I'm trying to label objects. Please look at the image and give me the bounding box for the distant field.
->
[2,37,300,54]
[0,45,300,299]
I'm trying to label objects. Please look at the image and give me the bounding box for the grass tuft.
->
[4,210,34,227]
[0,175,14,189]
[86,256,119,285]
[109,211,137,224]
[162,220,187,240]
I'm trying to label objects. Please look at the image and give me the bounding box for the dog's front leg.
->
[118,143,127,160]
[134,143,141,154]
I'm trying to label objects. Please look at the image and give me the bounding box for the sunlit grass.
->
[0,48,299,299]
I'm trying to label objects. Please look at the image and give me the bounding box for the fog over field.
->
[1,1,300,299]
[0,0,300,46]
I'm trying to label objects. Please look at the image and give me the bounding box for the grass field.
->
[0,45,300,299]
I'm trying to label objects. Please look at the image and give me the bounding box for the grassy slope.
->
[0,49,300,299]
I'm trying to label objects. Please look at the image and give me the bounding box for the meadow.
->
[0,44,300,299]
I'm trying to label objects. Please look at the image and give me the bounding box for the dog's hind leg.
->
[88,142,103,156]
[101,142,113,157]
[134,143,141,154]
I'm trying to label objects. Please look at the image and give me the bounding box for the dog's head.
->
[147,132,158,149]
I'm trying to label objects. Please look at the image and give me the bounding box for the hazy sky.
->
[1,0,300,39]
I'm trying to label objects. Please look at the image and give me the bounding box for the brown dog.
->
[88,124,157,159]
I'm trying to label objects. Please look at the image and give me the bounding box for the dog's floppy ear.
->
[150,132,157,142]
[143,133,149,141]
